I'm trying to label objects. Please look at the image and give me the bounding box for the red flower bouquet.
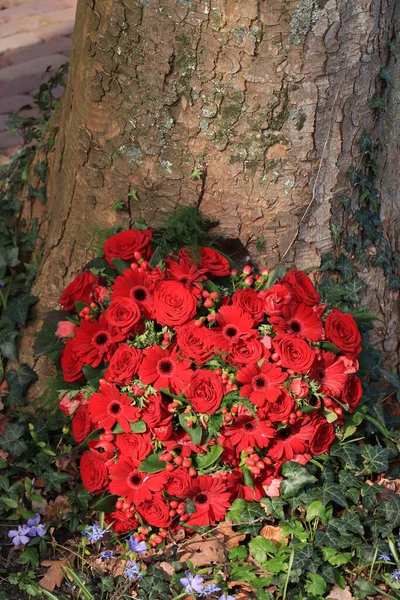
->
[54,226,362,533]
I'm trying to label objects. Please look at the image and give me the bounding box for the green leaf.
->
[111,258,131,274]
[355,578,380,599]
[92,494,118,512]
[313,482,348,508]
[306,500,326,522]
[226,499,264,534]
[20,546,39,567]
[330,443,361,469]
[361,445,390,473]
[112,420,146,434]
[332,510,364,535]
[139,453,165,474]
[319,341,342,354]
[82,364,105,390]
[229,546,248,561]
[6,364,38,405]
[383,493,400,529]
[304,573,327,596]
[322,547,353,567]
[3,293,37,325]
[280,461,317,498]
[195,445,223,471]
[249,537,276,564]
[178,413,202,445]
[0,422,28,457]
[0,496,18,508]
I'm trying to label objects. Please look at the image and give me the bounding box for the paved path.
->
[0,0,77,161]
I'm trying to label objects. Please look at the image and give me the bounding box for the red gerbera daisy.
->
[268,420,315,461]
[165,256,206,298]
[186,475,231,527]
[222,413,275,452]
[212,305,257,351]
[164,430,205,457]
[88,382,140,433]
[269,302,324,342]
[111,269,155,319]
[236,361,287,406]
[72,315,122,367]
[109,455,167,504]
[310,351,348,397]
[138,345,192,394]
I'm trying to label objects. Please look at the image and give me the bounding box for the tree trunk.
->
[23,0,400,378]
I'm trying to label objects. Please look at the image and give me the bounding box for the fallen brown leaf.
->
[215,521,246,548]
[45,495,71,524]
[178,521,245,567]
[39,557,71,591]
[158,561,175,580]
[326,585,354,600]
[260,524,288,545]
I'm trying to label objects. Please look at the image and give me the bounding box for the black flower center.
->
[95,332,109,345]
[195,493,208,505]
[130,474,142,486]
[290,321,301,333]
[281,429,291,439]
[226,327,238,337]
[110,402,121,415]
[244,422,255,431]
[132,287,147,302]
[254,376,266,389]
[158,359,173,375]
[318,370,325,380]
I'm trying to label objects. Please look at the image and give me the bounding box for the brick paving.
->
[0,0,77,160]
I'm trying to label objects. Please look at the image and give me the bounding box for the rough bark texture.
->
[23,0,400,378]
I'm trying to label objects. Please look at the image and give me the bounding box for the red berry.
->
[244,276,253,286]
[186,420,193,428]
[245,458,255,467]
[296,410,303,418]
[261,268,269,276]
[130,262,138,271]
[134,251,142,260]
[194,319,203,327]
[83,306,90,314]
[271,353,280,361]
[250,466,261,476]
[204,298,214,308]
[126,510,133,518]
[141,261,148,269]
[334,406,343,416]
[231,406,238,415]
[182,458,192,468]
[122,502,131,511]
[174,456,183,466]
[165,463,175,472]
[243,265,252,275]
[176,507,184,515]
[90,302,97,309]
[323,398,332,407]
[153,534,163,544]
[180,513,189,522]
[231,269,238,276]
[164,452,173,462]
[116,500,123,510]
[214,368,222,376]
[210,291,218,300]
[264,456,272,465]
[159,530,168,539]
[256,461,265,469]
[84,314,91,321]
[202,290,210,298]
[221,407,228,414]
[149,539,157,548]
[169,509,177,517]
[189,468,196,477]
[245,446,254,454]
[184,407,191,414]
[170,500,179,509]
[207,314,216,322]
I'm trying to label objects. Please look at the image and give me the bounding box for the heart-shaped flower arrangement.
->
[54,226,362,535]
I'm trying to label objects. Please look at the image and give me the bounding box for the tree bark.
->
[23,0,400,376]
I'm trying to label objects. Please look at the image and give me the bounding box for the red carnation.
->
[111,269,155,319]
[186,475,231,526]
[136,494,172,528]
[88,382,140,433]
[342,374,362,413]
[104,344,142,385]
[325,308,361,358]
[154,280,197,326]
[269,302,324,342]
[104,228,152,266]
[109,456,166,504]
[104,298,142,335]
[165,467,192,497]
[309,416,335,454]
[237,361,287,406]
[72,405,91,443]
[263,284,292,316]
[80,451,109,494]
[185,370,224,414]
[72,315,122,367]
[223,412,275,452]
[281,270,320,306]
[138,345,192,394]
[276,335,315,373]
[58,270,98,311]
[105,510,139,534]
[228,337,266,366]
[310,352,348,397]
[176,321,214,364]
[213,305,257,351]
[115,432,153,461]
[232,288,264,324]
[61,339,84,382]
[268,420,315,461]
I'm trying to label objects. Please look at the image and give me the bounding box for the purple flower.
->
[27,513,41,527]
[219,595,235,600]
[391,569,400,582]
[128,535,147,554]
[100,550,115,560]
[124,560,142,582]
[83,524,107,543]
[8,525,30,546]
[180,571,204,594]
[29,523,46,538]
[200,584,221,596]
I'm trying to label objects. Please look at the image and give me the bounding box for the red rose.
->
[264,389,295,423]
[58,270,98,311]
[232,288,264,323]
[165,467,192,497]
[325,309,361,357]
[176,322,214,364]
[61,339,84,382]
[104,344,142,385]
[290,378,309,398]
[309,416,335,455]
[281,270,320,306]
[80,451,109,494]
[263,284,292,316]
[104,298,142,335]
[88,439,115,460]
[105,510,139,534]
[228,337,266,366]
[200,247,231,278]
[104,229,152,266]
[115,432,153,461]
[152,421,173,440]
[154,281,197,326]
[186,370,224,414]
[72,405,91,443]
[342,375,362,413]
[136,494,172,528]
[276,335,315,373]
[141,393,170,428]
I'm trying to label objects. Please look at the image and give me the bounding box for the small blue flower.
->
[378,553,391,562]
[200,583,221,596]
[219,595,235,600]
[180,571,204,594]
[8,525,31,546]
[27,513,41,527]
[128,535,147,554]
[124,560,142,582]
[100,550,115,560]
[83,524,107,543]
[391,569,400,582]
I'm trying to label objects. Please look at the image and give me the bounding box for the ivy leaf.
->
[304,573,327,596]
[195,445,223,471]
[138,453,165,474]
[313,482,348,508]
[330,443,361,469]
[3,294,37,326]
[280,461,317,498]
[0,422,28,457]
[383,493,400,529]
[332,510,364,535]
[229,546,248,561]
[322,547,352,567]
[6,364,37,406]
[306,500,327,522]
[361,445,390,473]
[315,528,341,550]
[249,536,276,564]
[226,499,264,534]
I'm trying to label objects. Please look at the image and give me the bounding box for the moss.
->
[296,109,307,131]
[221,103,243,124]
[289,0,321,45]
[268,85,290,131]
[210,8,222,28]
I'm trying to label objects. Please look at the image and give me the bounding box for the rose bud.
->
[290,378,309,398]
[55,321,76,338]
